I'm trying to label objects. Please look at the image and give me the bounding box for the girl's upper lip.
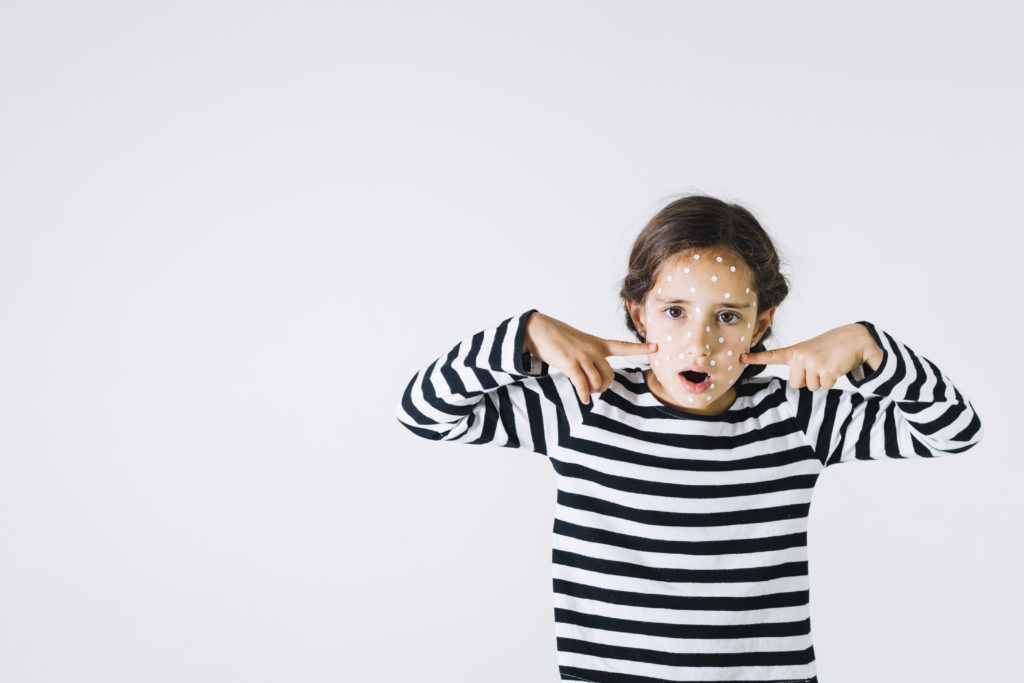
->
[680,365,713,378]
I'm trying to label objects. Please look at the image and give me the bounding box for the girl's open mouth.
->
[679,368,713,393]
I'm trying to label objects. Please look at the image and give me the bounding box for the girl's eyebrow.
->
[656,297,753,309]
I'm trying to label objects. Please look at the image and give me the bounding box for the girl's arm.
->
[784,321,984,467]
[395,309,573,456]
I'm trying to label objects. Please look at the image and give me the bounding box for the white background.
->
[1,1,1020,681]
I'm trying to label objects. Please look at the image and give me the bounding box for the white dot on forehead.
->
[694,253,700,259]
[716,256,722,262]
[718,336,724,343]
[711,275,718,282]
[730,266,736,272]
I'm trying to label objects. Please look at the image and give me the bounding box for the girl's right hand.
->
[523,311,657,404]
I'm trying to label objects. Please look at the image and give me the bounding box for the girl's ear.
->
[754,306,778,344]
[626,299,647,336]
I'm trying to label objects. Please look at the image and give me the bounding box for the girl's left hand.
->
[739,323,884,391]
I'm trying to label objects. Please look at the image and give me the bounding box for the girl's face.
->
[627,246,776,416]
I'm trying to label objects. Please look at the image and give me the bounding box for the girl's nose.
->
[683,324,713,358]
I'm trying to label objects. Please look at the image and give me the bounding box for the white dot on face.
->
[747,323,751,328]
[705,325,710,332]
[710,360,716,366]
[683,267,690,273]
[718,336,724,343]
[740,336,744,341]
[711,275,718,282]
[716,256,722,262]
[669,386,674,392]
[727,365,732,371]
[727,350,733,356]
[688,397,694,402]
[694,253,700,260]
[678,353,684,359]
[665,355,670,361]
[730,266,736,272]
[667,275,672,282]
[710,383,715,389]
[657,288,662,294]
[706,395,712,401]
[654,360,658,366]
[696,307,700,313]
[687,332,691,338]
[730,378,734,383]
[690,287,696,293]
[667,335,672,341]
[724,292,730,298]
[745,287,750,293]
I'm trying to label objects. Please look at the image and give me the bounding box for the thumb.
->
[741,345,793,366]
[604,338,658,357]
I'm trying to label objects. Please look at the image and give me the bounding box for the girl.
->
[394,194,983,683]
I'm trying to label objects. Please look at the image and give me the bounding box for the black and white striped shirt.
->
[395,309,983,682]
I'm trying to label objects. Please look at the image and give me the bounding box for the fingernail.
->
[648,342,656,349]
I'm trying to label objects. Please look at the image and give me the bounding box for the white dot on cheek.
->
[669,387,674,392]
[654,361,658,366]
[690,287,696,293]
[684,267,690,273]
[710,360,716,366]
[740,336,744,341]
[718,337,724,343]
[711,275,717,282]
[730,266,736,272]
[727,350,732,356]
[657,288,662,294]
[667,275,672,282]
[745,287,750,293]
[728,365,732,371]
[724,292,730,298]
[678,353,684,359]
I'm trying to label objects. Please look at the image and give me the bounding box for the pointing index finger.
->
[604,339,658,357]
[741,345,792,365]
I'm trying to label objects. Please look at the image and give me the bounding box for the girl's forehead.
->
[660,247,751,277]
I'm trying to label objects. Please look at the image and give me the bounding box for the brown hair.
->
[618,194,790,381]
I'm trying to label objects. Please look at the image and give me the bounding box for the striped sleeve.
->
[394,309,570,456]
[784,321,984,467]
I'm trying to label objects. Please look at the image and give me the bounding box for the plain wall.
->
[1,1,1020,681]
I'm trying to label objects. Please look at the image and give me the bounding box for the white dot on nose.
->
[718,336,724,343]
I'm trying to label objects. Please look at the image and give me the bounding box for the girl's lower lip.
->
[679,372,713,393]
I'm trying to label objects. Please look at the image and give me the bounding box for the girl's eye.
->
[719,311,739,324]
[666,307,683,319]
